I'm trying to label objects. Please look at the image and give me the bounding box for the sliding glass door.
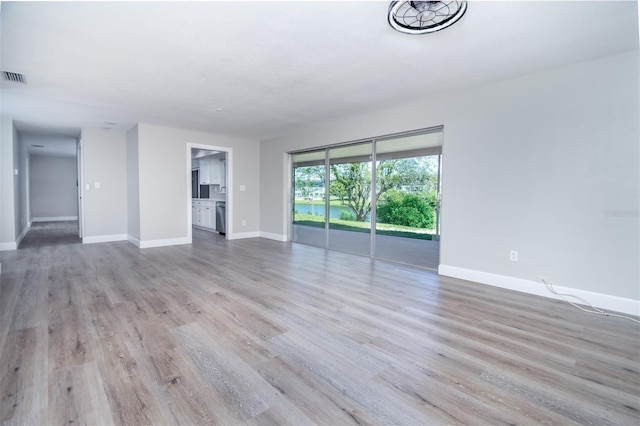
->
[291,150,326,247]
[290,127,443,270]
[374,133,442,269]
[327,143,373,256]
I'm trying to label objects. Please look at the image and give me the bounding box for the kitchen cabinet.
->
[203,203,214,228]
[193,201,204,226]
[199,158,211,184]
[220,159,226,188]
[199,158,222,185]
[209,159,221,185]
[192,200,216,231]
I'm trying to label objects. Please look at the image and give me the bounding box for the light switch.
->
[239,185,246,191]
[85,183,91,190]
[94,182,101,189]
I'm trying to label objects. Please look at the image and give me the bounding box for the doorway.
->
[187,144,232,242]
[23,137,82,248]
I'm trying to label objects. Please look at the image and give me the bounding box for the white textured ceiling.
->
[1,1,638,141]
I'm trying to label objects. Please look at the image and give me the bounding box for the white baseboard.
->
[32,216,78,222]
[259,232,287,242]
[127,235,141,248]
[138,237,191,249]
[228,231,260,240]
[82,234,128,244]
[0,224,30,251]
[0,241,17,251]
[438,265,639,317]
[15,224,30,247]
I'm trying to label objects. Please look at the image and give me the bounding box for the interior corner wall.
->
[81,128,127,241]
[126,125,141,242]
[135,123,260,245]
[0,119,29,250]
[259,50,639,303]
[0,118,17,248]
[30,155,78,220]
[12,126,19,238]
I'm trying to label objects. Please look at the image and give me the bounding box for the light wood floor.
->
[1,223,639,425]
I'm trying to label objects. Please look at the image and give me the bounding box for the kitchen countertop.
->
[192,197,226,202]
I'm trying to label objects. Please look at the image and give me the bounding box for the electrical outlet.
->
[242,220,246,226]
[510,250,518,261]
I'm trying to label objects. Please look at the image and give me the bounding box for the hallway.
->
[19,221,80,249]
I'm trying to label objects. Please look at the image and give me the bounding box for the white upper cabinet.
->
[199,157,223,185]
[209,159,221,185]
[199,158,210,184]
[220,159,226,188]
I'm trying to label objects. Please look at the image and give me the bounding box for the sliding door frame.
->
[289,125,444,267]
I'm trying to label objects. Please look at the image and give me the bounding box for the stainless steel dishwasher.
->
[215,201,226,235]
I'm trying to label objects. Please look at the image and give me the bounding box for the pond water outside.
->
[294,202,369,221]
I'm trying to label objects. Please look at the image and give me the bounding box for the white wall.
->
[81,128,128,242]
[134,123,260,245]
[0,118,17,249]
[126,125,140,241]
[17,133,29,231]
[260,51,639,309]
[12,127,22,238]
[30,155,78,220]
[0,119,29,250]
[137,123,190,243]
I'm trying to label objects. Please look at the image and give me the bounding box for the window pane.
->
[292,151,326,247]
[374,132,442,269]
[327,143,372,256]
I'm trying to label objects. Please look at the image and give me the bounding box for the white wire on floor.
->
[541,278,640,324]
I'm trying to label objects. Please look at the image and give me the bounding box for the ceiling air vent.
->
[2,71,27,84]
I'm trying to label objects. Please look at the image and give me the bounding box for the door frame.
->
[288,125,444,269]
[185,143,232,242]
[77,137,84,239]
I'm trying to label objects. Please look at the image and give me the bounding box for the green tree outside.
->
[294,156,439,231]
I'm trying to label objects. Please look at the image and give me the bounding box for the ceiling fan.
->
[388,1,468,34]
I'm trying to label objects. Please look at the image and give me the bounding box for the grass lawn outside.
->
[293,213,436,241]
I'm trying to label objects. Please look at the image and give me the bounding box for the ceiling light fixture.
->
[102,121,116,131]
[388,1,467,34]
